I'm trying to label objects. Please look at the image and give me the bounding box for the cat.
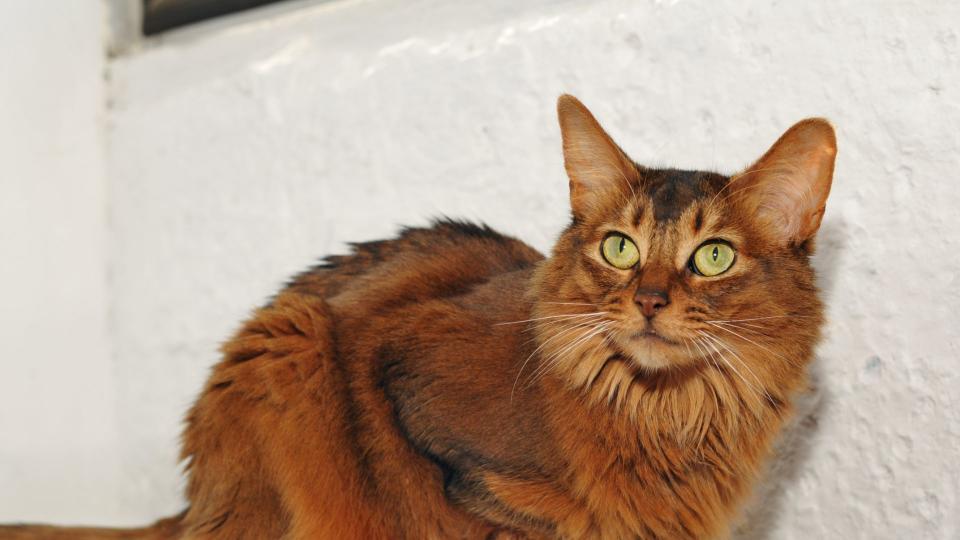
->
[0,94,836,539]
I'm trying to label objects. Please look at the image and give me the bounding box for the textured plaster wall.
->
[0,1,122,524]
[3,0,958,537]
[108,0,960,536]
[104,0,960,536]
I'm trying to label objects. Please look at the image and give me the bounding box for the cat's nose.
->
[634,290,669,318]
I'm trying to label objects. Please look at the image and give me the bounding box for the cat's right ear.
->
[557,95,639,219]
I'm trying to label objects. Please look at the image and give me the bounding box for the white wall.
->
[0,1,122,525]
[3,0,960,537]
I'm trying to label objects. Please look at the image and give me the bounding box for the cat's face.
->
[533,96,835,403]
[551,167,819,373]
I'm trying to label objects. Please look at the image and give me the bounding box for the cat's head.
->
[533,95,835,410]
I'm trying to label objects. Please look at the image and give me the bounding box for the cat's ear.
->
[557,94,639,219]
[736,118,837,244]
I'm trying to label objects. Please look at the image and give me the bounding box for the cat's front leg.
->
[444,468,593,540]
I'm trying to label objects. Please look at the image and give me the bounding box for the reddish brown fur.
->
[0,96,836,539]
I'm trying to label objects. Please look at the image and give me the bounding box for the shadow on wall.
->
[733,363,827,540]
[810,216,849,302]
[732,217,848,539]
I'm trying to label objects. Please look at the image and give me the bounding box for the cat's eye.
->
[690,241,736,277]
[600,233,640,269]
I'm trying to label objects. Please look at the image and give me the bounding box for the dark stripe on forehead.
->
[643,169,727,223]
[693,208,704,233]
[632,205,644,228]
[645,169,700,223]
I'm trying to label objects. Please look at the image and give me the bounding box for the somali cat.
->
[1,95,836,540]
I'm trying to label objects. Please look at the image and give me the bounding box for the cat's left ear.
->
[737,118,837,244]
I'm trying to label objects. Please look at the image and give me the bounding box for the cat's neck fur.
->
[515,259,818,538]
[531,337,810,539]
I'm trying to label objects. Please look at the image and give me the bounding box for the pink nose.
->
[634,290,669,318]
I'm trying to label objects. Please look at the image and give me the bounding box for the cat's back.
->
[176,220,544,539]
[286,219,544,314]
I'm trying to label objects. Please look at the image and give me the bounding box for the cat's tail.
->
[0,514,182,540]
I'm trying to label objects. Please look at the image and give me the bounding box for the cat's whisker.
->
[521,313,614,335]
[520,318,590,345]
[526,322,613,388]
[554,321,611,355]
[495,312,609,326]
[696,331,766,407]
[712,321,769,332]
[533,323,611,381]
[523,311,607,328]
[699,332,774,405]
[512,318,610,401]
[705,321,799,367]
[708,319,776,329]
[539,302,601,307]
[690,336,708,361]
[522,317,606,352]
[522,323,607,386]
[690,337,723,416]
[693,336,724,376]
[705,320,777,339]
[705,315,807,323]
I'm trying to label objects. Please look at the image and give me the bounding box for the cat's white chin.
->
[619,337,681,372]
[607,327,686,371]
[627,353,673,372]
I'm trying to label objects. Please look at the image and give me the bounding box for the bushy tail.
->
[0,514,182,540]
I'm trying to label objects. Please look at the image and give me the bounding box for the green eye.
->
[691,242,736,276]
[600,233,640,269]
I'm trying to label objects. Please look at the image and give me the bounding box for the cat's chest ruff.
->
[537,381,745,539]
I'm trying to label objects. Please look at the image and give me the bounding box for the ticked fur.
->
[0,97,836,540]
